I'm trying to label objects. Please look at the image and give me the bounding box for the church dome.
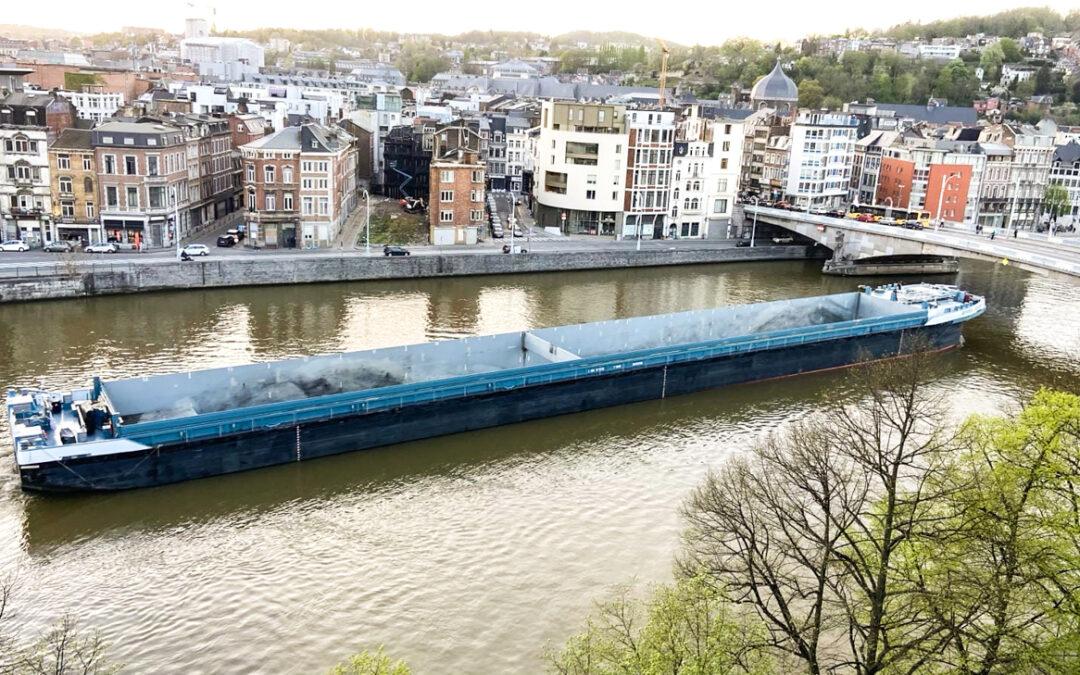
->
[751,61,799,103]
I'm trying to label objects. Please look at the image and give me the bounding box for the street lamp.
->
[172,185,181,259]
[750,196,759,247]
[361,189,371,255]
[935,173,960,230]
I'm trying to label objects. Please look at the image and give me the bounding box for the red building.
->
[925,164,972,223]
[875,156,914,209]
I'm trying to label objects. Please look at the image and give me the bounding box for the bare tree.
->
[682,347,959,675]
[14,614,116,675]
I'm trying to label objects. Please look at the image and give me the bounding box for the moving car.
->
[43,240,74,252]
[384,245,411,257]
[181,244,209,257]
[0,240,30,252]
[771,236,795,244]
[216,235,237,247]
[85,243,117,254]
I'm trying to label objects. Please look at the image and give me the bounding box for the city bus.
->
[846,204,932,228]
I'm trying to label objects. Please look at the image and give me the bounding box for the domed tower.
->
[750,61,799,116]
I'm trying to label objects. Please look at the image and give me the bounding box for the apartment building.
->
[533,100,628,235]
[1,125,51,243]
[741,109,789,196]
[977,143,1013,229]
[93,120,190,248]
[58,85,125,123]
[49,128,103,244]
[785,111,858,209]
[849,130,898,206]
[241,123,357,249]
[166,113,238,229]
[665,106,743,239]
[505,116,531,194]
[1050,141,1080,221]
[428,121,485,245]
[980,122,1054,229]
[622,109,674,239]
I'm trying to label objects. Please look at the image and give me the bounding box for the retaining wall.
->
[0,245,825,304]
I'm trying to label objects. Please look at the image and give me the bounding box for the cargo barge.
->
[6,284,984,492]
[822,254,960,277]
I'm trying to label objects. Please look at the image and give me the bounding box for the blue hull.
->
[19,323,961,492]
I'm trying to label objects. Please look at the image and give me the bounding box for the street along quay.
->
[0,239,824,303]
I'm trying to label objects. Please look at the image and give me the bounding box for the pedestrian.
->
[990,230,996,240]
[1013,228,1018,239]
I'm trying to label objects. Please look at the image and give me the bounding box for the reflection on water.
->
[0,260,1077,673]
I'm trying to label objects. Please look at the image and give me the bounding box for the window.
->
[586,190,596,199]
[440,190,454,202]
[440,210,453,222]
[85,203,95,218]
[720,159,728,170]
[84,177,93,193]
[105,186,118,208]
[57,155,70,170]
[59,177,72,194]
[265,193,276,211]
[247,191,256,211]
[265,165,276,183]
[284,192,294,210]
[61,202,74,217]
[318,197,329,215]
[83,156,92,171]
[147,156,159,176]
[283,166,293,183]
[124,156,137,175]
[471,210,483,221]
[102,136,113,144]
[103,155,116,174]
[470,189,482,202]
[441,170,454,182]
[472,170,483,182]
[713,198,728,213]
[123,137,134,145]
[126,186,139,208]
[149,186,166,208]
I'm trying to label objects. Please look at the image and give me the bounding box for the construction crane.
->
[657,39,670,108]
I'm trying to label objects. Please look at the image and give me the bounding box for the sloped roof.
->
[876,103,977,125]
[51,127,92,150]
[1054,140,1080,164]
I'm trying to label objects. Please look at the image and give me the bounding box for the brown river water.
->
[0,259,1077,673]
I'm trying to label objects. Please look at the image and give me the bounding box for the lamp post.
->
[935,172,960,230]
[361,189,370,255]
[750,196,759,247]
[172,185,181,259]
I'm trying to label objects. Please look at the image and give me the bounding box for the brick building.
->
[241,123,357,249]
[924,164,972,223]
[429,121,485,245]
[49,128,103,244]
[876,156,915,209]
[93,120,190,248]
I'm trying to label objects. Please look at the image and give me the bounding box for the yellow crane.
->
[657,39,670,108]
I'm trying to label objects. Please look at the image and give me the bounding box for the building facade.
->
[622,109,674,239]
[1,125,51,243]
[49,127,103,244]
[785,112,858,209]
[428,122,485,245]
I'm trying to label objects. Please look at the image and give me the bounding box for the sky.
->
[4,0,1079,46]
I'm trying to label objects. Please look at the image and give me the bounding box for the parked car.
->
[181,244,209,257]
[85,243,118,254]
[216,235,237,247]
[0,240,30,252]
[43,240,74,252]
[225,228,245,242]
[809,207,829,216]
[826,209,845,218]
[735,239,751,247]
[384,245,411,257]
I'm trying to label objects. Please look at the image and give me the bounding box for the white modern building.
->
[1,125,51,243]
[533,101,628,235]
[918,44,963,60]
[786,111,858,209]
[180,37,265,81]
[57,86,124,123]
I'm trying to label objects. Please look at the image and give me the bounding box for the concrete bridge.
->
[744,205,1080,277]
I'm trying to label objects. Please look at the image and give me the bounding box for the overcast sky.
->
[5,1,1079,45]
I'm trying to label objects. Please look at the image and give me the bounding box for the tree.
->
[798,79,825,109]
[998,37,1023,63]
[682,349,958,675]
[547,575,772,675]
[1044,183,1070,222]
[901,390,1080,673]
[980,43,1005,83]
[12,615,117,675]
[329,648,411,675]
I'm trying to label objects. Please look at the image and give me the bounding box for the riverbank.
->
[0,244,824,303]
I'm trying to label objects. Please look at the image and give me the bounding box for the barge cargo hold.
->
[6,284,985,492]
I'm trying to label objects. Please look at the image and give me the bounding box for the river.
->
[0,259,1077,673]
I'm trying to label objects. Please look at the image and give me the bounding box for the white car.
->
[0,240,30,252]
[182,244,209,257]
[85,243,118,254]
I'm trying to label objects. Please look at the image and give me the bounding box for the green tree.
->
[329,647,411,675]
[979,43,1005,83]
[798,79,825,109]
[547,575,772,675]
[998,37,1023,63]
[1044,183,1070,222]
[901,390,1080,673]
